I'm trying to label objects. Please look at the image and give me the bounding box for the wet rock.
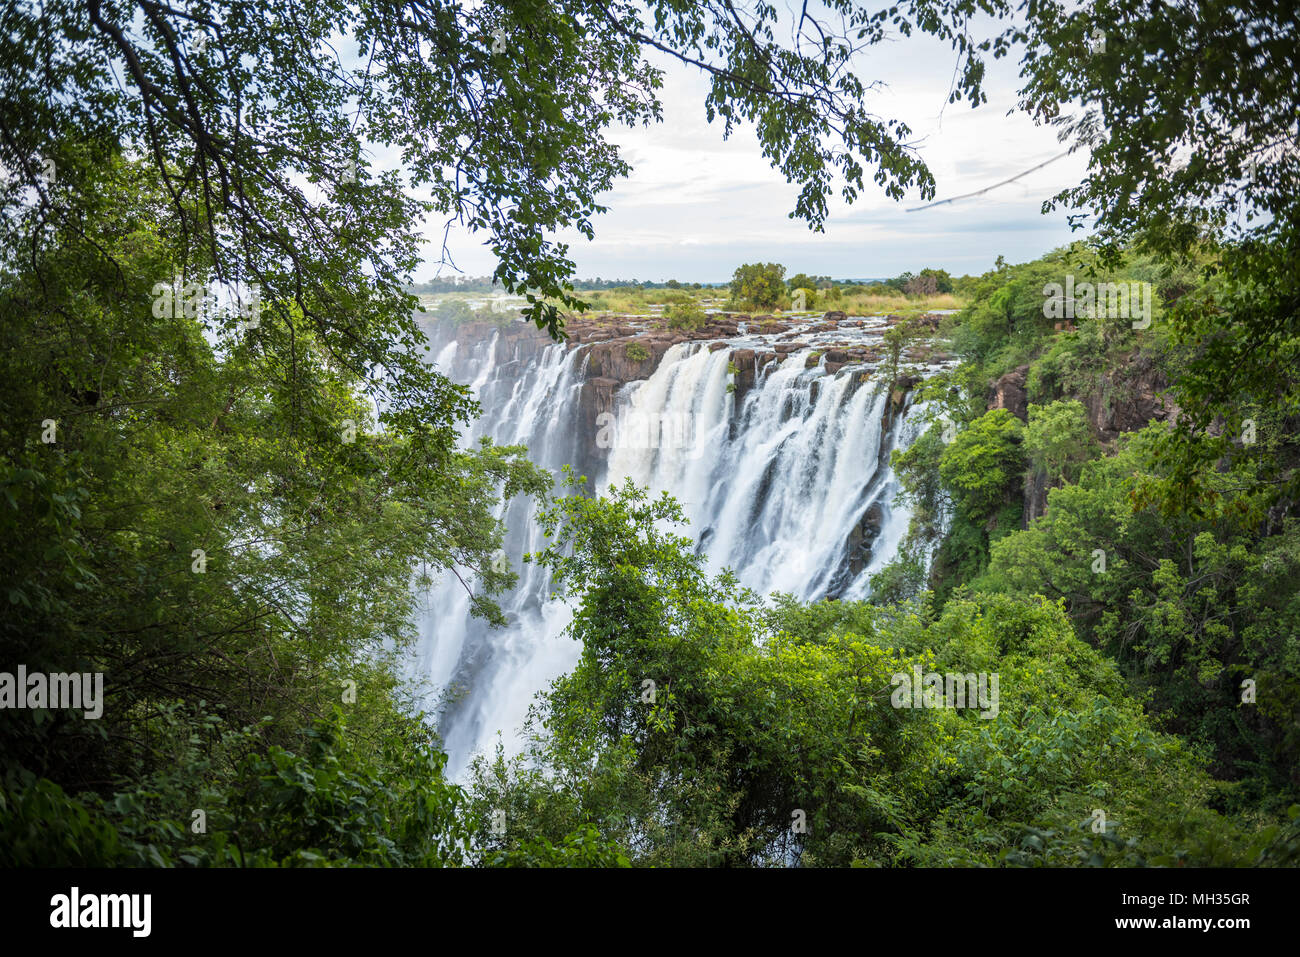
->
[575,375,621,475]
[893,373,919,393]
[1023,465,1049,526]
[580,336,678,385]
[730,348,757,405]
[846,501,886,575]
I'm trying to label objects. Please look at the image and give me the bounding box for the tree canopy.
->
[730,262,787,309]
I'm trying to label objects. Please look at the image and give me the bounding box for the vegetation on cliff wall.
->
[877,244,1300,816]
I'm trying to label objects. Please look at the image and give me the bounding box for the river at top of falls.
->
[412,315,950,780]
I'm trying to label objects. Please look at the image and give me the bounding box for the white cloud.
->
[419,28,1091,282]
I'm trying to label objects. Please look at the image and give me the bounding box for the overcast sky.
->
[416,19,1093,284]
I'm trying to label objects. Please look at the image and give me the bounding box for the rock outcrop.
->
[845,501,885,577]
[581,336,676,383]
[1080,350,1177,441]
[988,365,1030,421]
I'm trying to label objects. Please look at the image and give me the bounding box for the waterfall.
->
[414,318,939,779]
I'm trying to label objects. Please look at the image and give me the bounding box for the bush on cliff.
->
[665,301,707,330]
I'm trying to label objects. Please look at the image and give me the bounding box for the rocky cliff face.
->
[985,344,1179,527]
[426,318,556,366]
[983,347,1177,439]
[1023,466,1049,527]
[1080,350,1177,441]
[989,366,1030,421]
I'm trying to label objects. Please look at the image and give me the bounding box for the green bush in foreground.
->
[464,471,1291,867]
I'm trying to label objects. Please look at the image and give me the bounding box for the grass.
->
[433,285,969,323]
[835,292,964,316]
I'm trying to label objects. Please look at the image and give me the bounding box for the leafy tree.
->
[868,547,928,605]
[0,152,548,862]
[790,287,817,310]
[1023,400,1096,487]
[0,0,987,343]
[787,273,831,292]
[892,424,952,552]
[1014,0,1300,513]
[1,708,473,867]
[883,271,915,293]
[730,263,787,309]
[938,409,1025,525]
[983,426,1300,803]
[905,268,953,295]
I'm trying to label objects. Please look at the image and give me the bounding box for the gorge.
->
[414,309,953,778]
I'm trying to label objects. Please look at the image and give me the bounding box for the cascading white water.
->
[602,343,926,601]
[415,318,938,779]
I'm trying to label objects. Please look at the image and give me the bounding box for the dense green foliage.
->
[877,243,1300,831]
[664,300,708,330]
[984,429,1300,804]
[464,473,1298,866]
[787,273,831,293]
[1023,400,1095,488]
[882,268,955,296]
[0,151,559,865]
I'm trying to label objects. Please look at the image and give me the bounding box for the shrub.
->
[790,286,817,310]
[665,301,706,329]
[938,408,1026,524]
[434,298,474,321]
[1023,400,1095,486]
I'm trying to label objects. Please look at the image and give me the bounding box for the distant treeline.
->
[407,275,900,294]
